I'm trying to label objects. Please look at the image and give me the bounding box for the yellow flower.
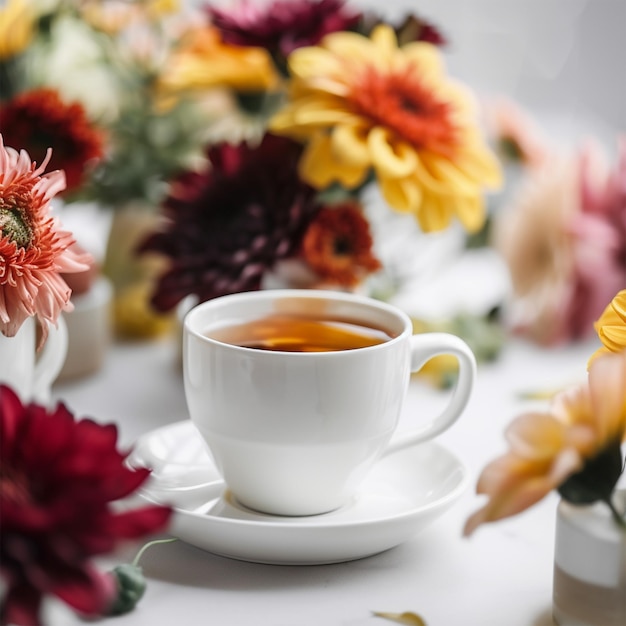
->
[270,25,501,233]
[0,0,34,59]
[159,26,281,95]
[590,289,626,363]
[463,349,626,536]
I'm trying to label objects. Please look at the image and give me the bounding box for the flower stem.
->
[132,537,178,568]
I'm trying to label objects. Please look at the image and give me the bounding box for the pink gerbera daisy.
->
[0,135,91,346]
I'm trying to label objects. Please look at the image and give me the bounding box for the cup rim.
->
[183,289,412,356]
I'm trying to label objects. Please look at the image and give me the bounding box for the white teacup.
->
[183,289,476,516]
[0,315,68,405]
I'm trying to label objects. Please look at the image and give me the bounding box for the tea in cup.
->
[183,289,476,516]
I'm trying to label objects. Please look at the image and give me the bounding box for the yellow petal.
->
[331,124,371,168]
[402,41,445,77]
[416,193,453,232]
[369,127,417,178]
[588,350,626,445]
[454,194,487,233]
[288,46,344,79]
[323,30,380,66]
[373,611,427,626]
[299,134,368,189]
[379,176,422,214]
[505,413,567,460]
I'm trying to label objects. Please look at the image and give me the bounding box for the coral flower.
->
[139,133,320,311]
[206,0,361,67]
[301,202,381,286]
[158,25,280,95]
[270,25,501,233]
[0,136,91,345]
[0,385,172,626]
[0,0,34,60]
[0,89,104,193]
[591,289,626,363]
[464,350,626,536]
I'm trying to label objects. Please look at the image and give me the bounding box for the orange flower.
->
[0,136,91,345]
[301,203,381,286]
[464,349,626,536]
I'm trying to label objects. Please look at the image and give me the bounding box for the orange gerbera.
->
[301,202,381,286]
[0,136,91,346]
[270,25,501,233]
[464,349,626,536]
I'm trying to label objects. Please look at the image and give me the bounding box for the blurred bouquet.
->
[138,0,502,319]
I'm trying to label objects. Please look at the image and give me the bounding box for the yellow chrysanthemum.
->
[159,26,280,95]
[0,0,34,59]
[590,289,626,364]
[270,25,502,233]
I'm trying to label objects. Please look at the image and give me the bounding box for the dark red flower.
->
[301,202,381,286]
[0,385,172,626]
[139,133,320,311]
[359,12,448,47]
[0,88,104,193]
[206,0,361,68]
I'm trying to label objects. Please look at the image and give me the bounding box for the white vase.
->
[0,316,68,405]
[553,491,626,626]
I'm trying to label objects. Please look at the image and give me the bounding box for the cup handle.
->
[384,332,476,456]
[32,315,68,405]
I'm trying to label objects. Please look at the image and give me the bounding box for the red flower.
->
[0,385,172,626]
[301,202,381,286]
[139,133,320,311]
[0,88,104,193]
[206,0,361,66]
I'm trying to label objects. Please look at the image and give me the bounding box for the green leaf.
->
[373,611,427,625]
[107,564,147,616]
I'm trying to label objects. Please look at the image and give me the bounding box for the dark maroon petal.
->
[50,564,116,616]
[1,582,43,626]
[0,385,26,455]
[107,506,173,540]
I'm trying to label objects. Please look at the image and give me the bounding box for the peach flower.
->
[464,349,626,536]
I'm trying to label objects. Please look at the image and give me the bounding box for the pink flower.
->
[494,138,626,345]
[0,385,172,625]
[0,135,91,346]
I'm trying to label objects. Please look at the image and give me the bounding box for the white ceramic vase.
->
[0,316,68,405]
[553,491,626,626]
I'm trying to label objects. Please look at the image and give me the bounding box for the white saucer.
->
[129,421,469,565]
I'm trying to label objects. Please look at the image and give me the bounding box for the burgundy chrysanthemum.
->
[206,0,361,64]
[139,133,320,311]
[0,88,104,193]
[0,385,172,626]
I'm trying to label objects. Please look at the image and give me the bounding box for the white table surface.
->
[45,331,602,626]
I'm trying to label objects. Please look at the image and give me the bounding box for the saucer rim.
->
[131,420,469,530]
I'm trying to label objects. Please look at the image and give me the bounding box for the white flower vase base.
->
[57,277,113,382]
[553,491,626,626]
[0,315,68,406]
